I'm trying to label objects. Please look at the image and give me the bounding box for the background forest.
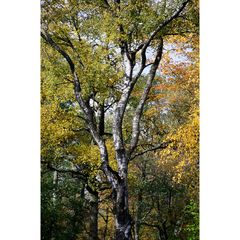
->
[41,0,199,239]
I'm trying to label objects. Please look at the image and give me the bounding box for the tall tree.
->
[41,0,198,239]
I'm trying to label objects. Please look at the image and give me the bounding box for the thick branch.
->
[141,0,190,53]
[112,57,146,154]
[41,31,119,188]
[120,0,188,109]
[131,1,190,96]
[98,103,105,137]
[129,39,163,156]
[41,31,75,74]
[113,1,179,154]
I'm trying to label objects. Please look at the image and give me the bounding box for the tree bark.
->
[89,198,99,240]
[103,208,109,240]
[114,179,132,240]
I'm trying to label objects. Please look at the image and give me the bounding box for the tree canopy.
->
[41,0,199,239]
